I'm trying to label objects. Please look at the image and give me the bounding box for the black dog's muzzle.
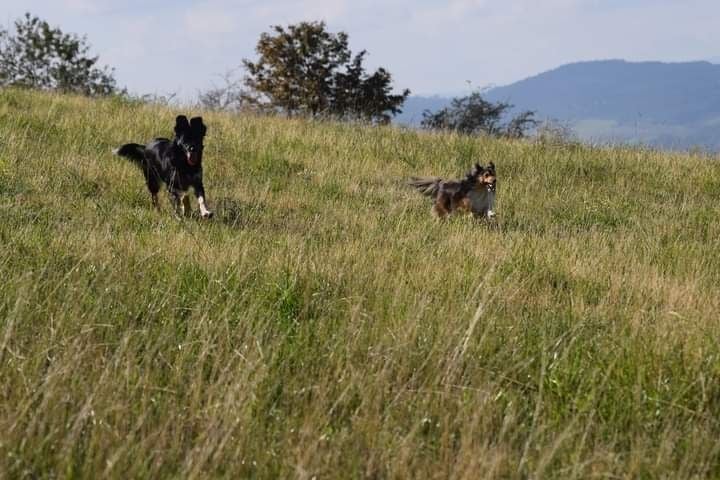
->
[183,145,201,166]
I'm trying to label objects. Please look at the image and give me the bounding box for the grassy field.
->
[2,88,720,479]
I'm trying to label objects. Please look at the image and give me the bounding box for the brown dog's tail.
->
[408,177,442,197]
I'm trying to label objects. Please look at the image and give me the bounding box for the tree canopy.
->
[242,21,409,123]
[421,91,537,138]
[0,13,118,96]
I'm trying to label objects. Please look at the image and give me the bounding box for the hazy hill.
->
[398,60,720,150]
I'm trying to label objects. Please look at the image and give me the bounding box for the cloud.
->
[3,0,719,98]
[183,4,239,35]
[177,0,350,36]
[60,0,113,14]
[254,0,349,23]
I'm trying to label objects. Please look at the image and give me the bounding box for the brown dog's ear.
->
[175,115,190,135]
[190,116,207,137]
[473,162,484,177]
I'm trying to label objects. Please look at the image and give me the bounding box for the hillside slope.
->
[2,89,720,478]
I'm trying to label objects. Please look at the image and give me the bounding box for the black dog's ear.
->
[175,115,190,135]
[190,117,207,137]
[488,162,495,173]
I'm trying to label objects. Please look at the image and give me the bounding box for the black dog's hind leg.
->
[143,167,161,211]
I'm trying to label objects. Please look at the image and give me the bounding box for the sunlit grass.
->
[2,88,720,478]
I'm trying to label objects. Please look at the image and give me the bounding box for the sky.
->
[1,0,718,101]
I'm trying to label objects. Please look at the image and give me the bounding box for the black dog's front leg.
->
[193,181,213,219]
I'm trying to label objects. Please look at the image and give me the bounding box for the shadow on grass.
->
[213,197,267,230]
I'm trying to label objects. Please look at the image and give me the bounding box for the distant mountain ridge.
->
[396,60,720,150]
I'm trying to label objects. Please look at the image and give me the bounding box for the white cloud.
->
[60,0,114,14]
[1,0,719,98]
[253,0,349,23]
[183,4,239,35]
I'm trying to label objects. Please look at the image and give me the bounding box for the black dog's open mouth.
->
[187,152,199,166]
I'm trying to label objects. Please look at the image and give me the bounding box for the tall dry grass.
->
[1,88,720,478]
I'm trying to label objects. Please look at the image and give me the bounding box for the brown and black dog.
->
[409,162,497,219]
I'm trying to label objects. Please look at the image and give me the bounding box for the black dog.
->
[113,115,213,218]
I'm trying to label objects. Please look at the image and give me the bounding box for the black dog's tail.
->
[112,143,145,166]
[408,177,442,198]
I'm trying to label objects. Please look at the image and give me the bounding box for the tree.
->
[242,21,409,123]
[197,70,248,112]
[0,13,118,96]
[421,91,537,138]
[330,50,409,123]
[534,118,576,145]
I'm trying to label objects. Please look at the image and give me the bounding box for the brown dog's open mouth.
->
[187,152,199,166]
